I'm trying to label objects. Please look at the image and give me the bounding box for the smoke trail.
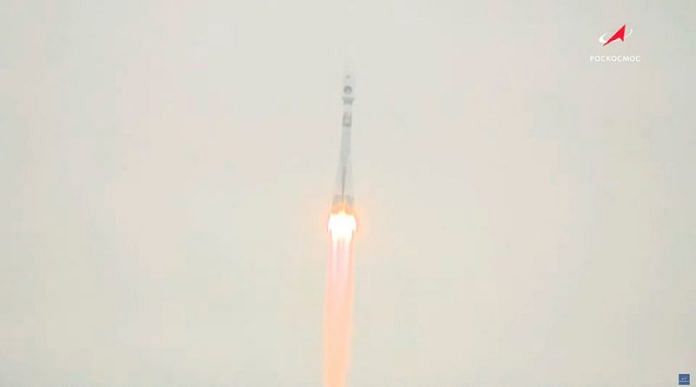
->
[324,215,356,387]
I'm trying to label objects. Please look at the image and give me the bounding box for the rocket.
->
[324,74,357,387]
[331,74,355,215]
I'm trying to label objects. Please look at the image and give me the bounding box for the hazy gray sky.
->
[1,0,695,386]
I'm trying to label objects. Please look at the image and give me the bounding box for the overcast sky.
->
[1,0,695,386]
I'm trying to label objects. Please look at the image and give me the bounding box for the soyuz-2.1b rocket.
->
[324,73,357,387]
[328,74,357,240]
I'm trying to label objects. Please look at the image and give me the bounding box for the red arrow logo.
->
[601,24,627,46]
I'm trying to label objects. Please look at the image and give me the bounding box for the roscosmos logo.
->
[589,23,640,63]
[598,24,633,46]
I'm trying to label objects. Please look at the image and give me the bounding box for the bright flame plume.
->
[324,211,356,387]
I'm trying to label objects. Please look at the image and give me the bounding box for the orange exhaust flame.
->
[324,211,356,387]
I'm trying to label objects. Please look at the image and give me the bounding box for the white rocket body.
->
[332,74,355,213]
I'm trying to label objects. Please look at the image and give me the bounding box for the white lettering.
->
[589,55,642,63]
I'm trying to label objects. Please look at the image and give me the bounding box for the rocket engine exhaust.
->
[324,74,357,387]
[324,225,355,387]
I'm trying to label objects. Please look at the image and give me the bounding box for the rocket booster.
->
[332,74,355,213]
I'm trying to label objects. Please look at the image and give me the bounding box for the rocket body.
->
[332,74,355,214]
